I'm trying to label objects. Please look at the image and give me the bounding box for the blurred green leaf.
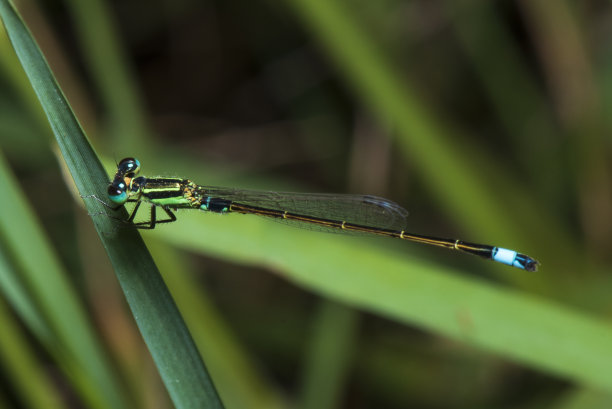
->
[148,238,288,409]
[0,150,127,409]
[298,301,359,409]
[0,294,65,409]
[149,210,612,392]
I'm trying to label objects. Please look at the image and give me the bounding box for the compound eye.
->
[107,185,127,204]
[117,157,141,176]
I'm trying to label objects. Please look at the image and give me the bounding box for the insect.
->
[92,157,539,271]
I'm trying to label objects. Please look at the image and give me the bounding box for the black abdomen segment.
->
[226,202,539,271]
[200,197,232,213]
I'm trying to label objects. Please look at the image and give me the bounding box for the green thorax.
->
[133,177,199,208]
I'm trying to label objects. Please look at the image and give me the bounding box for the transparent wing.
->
[197,186,409,231]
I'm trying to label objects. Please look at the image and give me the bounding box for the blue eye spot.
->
[108,185,127,204]
[109,191,127,204]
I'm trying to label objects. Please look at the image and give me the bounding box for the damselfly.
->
[93,157,539,271]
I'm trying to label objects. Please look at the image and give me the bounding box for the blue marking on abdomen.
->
[200,197,230,213]
[200,196,212,211]
[492,247,523,269]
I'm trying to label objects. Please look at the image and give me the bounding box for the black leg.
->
[85,193,177,230]
[129,202,155,229]
[156,207,178,225]
[126,201,142,223]
[129,205,177,229]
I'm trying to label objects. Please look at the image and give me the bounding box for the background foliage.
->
[1,0,612,408]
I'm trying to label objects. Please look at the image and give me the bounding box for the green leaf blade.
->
[0,2,225,408]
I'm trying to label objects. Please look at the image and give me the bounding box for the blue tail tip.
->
[493,248,539,271]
